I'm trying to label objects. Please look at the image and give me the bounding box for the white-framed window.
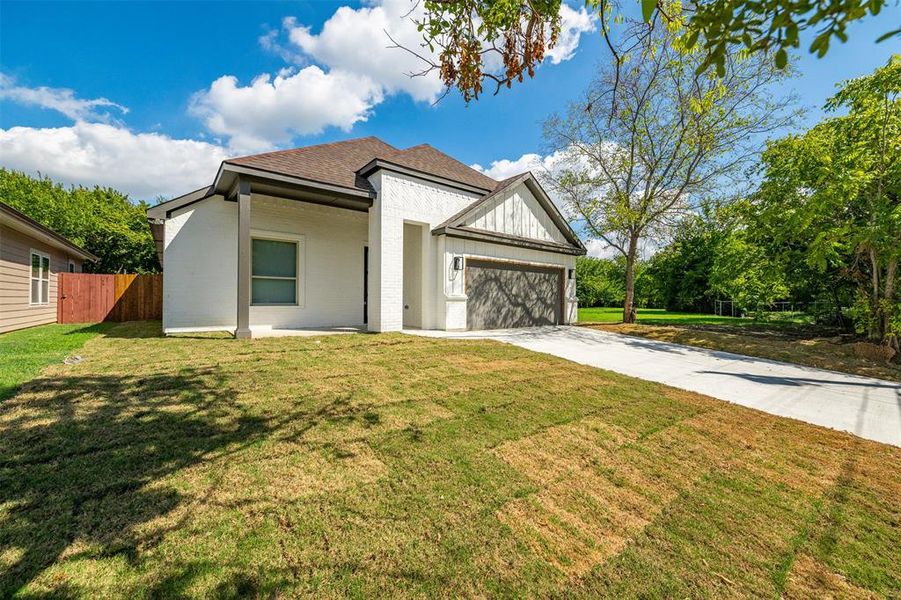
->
[251,236,301,306]
[30,250,51,305]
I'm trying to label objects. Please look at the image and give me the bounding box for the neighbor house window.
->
[252,238,298,305]
[68,260,76,273]
[30,250,50,305]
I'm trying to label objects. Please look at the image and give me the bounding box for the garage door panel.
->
[466,260,562,330]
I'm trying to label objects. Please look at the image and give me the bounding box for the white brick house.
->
[147,137,585,337]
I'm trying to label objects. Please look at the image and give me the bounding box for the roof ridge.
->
[390,143,498,184]
[221,136,498,195]
[494,172,531,188]
[225,136,396,163]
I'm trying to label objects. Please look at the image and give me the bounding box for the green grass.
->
[578,306,812,326]
[1,321,898,597]
[0,323,112,402]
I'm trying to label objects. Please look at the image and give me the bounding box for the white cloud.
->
[284,0,444,103]
[0,2,597,200]
[472,149,571,181]
[189,67,383,153]
[0,121,228,200]
[0,73,128,122]
[195,0,596,151]
[546,4,597,64]
[584,239,620,259]
[192,0,438,152]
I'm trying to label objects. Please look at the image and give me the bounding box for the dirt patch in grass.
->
[785,555,879,599]
[1,321,898,597]
[586,323,901,382]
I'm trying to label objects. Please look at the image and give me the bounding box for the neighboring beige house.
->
[0,202,97,334]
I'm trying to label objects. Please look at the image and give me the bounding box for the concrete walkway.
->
[408,326,901,447]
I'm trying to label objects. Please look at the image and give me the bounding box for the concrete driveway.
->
[408,326,901,447]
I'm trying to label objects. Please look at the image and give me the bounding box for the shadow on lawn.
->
[62,321,164,339]
[0,366,267,597]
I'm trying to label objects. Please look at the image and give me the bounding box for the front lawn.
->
[0,323,112,402]
[1,322,898,597]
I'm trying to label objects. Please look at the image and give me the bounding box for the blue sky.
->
[1,0,898,202]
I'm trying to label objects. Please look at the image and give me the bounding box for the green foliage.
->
[708,229,790,312]
[576,256,658,308]
[646,212,726,313]
[417,0,896,102]
[681,0,895,76]
[0,169,159,274]
[576,256,625,307]
[753,55,900,342]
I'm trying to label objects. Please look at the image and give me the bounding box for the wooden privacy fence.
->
[58,273,162,323]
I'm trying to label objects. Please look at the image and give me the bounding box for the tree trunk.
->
[622,233,639,323]
[869,248,881,340]
[830,284,846,330]
[883,258,897,350]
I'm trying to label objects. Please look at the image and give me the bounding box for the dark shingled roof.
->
[381,144,498,191]
[226,136,397,192]
[225,136,497,193]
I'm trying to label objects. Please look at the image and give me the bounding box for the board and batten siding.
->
[463,181,567,244]
[0,224,81,334]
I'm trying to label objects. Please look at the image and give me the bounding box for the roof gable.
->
[434,172,585,253]
[461,177,567,244]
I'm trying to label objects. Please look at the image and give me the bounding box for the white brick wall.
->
[164,195,237,331]
[249,195,368,330]
[164,194,367,333]
[367,172,479,331]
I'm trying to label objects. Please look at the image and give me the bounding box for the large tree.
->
[0,169,159,274]
[415,0,896,101]
[543,19,791,322]
[752,55,900,346]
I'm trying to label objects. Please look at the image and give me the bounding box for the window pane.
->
[32,254,40,278]
[41,256,50,280]
[252,239,296,278]
[31,279,40,303]
[41,280,49,304]
[252,278,296,304]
